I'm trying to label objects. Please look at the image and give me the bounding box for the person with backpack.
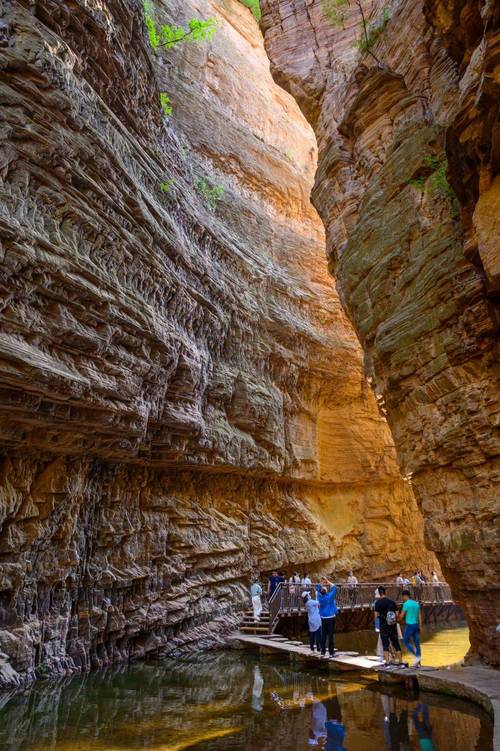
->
[399,589,422,666]
[301,591,322,651]
[317,577,338,657]
[374,585,402,665]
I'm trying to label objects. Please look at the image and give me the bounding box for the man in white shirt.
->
[250,579,263,621]
[431,570,443,602]
[289,572,301,608]
[347,571,358,605]
[301,573,312,591]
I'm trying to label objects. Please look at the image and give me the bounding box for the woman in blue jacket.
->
[317,577,338,657]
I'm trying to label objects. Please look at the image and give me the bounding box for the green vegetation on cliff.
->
[408,155,459,217]
[143,2,217,51]
[196,178,225,210]
[323,0,391,64]
[239,0,261,21]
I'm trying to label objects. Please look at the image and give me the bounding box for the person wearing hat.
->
[302,590,322,651]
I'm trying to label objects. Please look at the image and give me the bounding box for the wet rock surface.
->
[0,0,435,685]
[261,0,499,664]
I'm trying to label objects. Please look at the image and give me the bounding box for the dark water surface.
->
[0,640,493,751]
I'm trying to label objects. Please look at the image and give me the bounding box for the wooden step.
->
[243,613,269,618]
[242,616,270,621]
[239,626,270,634]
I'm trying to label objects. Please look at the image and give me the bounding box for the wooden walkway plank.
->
[228,633,385,672]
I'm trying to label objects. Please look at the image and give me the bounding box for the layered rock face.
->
[0,0,434,684]
[261,0,499,664]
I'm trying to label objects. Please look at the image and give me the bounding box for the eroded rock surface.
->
[261,0,499,664]
[0,0,434,684]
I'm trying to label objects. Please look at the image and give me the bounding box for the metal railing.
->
[268,581,452,633]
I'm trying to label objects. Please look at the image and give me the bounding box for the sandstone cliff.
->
[261,0,499,664]
[0,0,434,685]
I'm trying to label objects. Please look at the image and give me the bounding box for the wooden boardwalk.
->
[266,582,453,633]
[229,632,387,672]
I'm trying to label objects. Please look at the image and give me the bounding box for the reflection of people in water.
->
[309,693,346,749]
[310,699,328,745]
[412,704,436,751]
[251,665,264,712]
[381,695,410,750]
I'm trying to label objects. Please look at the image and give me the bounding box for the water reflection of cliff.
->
[0,653,493,751]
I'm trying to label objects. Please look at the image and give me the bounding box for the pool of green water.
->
[0,627,493,751]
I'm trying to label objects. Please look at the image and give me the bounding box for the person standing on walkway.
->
[301,572,312,592]
[431,571,442,603]
[250,579,263,622]
[346,571,358,605]
[289,571,301,608]
[399,589,422,666]
[268,570,281,598]
[374,585,402,665]
[413,571,424,601]
[317,577,338,657]
[373,587,384,658]
[302,591,322,652]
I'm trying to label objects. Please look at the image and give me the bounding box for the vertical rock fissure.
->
[260,0,499,665]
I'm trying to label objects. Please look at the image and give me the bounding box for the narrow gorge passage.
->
[0,0,496,694]
[260,0,499,666]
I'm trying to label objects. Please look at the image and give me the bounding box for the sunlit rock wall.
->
[261,0,499,664]
[0,0,434,685]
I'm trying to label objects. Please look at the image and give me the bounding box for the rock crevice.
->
[261,0,499,665]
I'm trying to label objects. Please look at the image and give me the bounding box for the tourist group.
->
[249,570,441,668]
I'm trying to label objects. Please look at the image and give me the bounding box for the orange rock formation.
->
[261,0,499,665]
[0,0,436,684]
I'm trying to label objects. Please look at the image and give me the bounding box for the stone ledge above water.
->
[383,665,500,750]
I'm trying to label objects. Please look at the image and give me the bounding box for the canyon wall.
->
[261,0,499,664]
[0,0,435,686]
